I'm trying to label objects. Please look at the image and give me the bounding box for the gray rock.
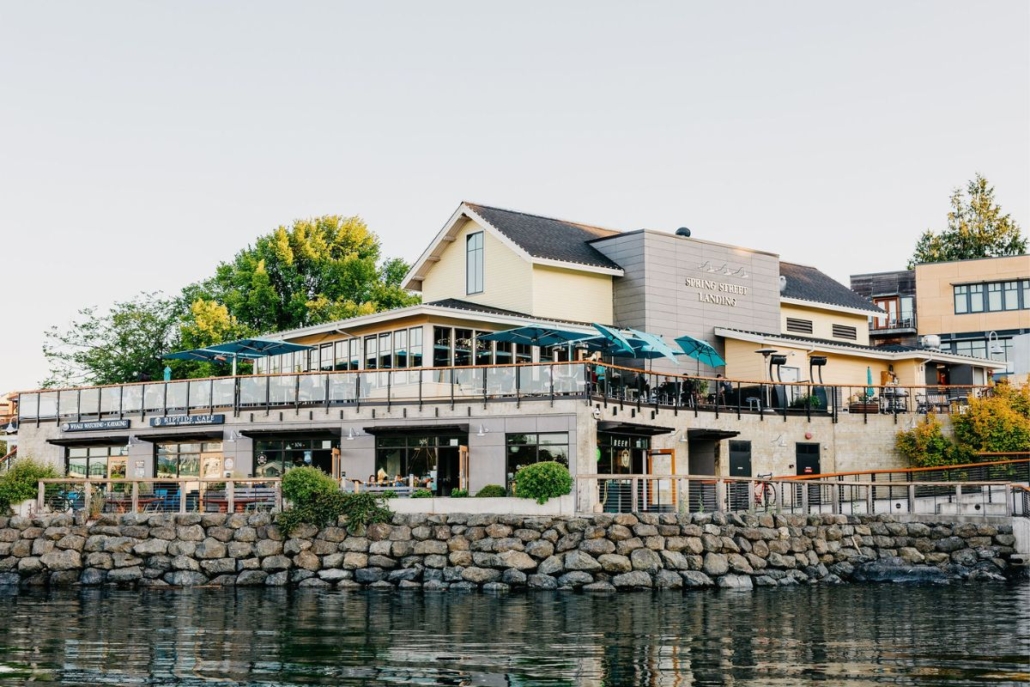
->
[107,566,144,583]
[717,574,754,590]
[557,571,594,587]
[265,571,290,587]
[236,570,268,586]
[612,571,652,588]
[680,571,715,588]
[702,553,729,576]
[79,568,107,585]
[355,567,385,584]
[582,581,616,593]
[482,582,510,593]
[527,574,558,589]
[564,550,602,572]
[40,549,81,571]
[261,555,292,572]
[852,557,949,584]
[502,569,527,586]
[630,548,662,574]
[654,570,683,589]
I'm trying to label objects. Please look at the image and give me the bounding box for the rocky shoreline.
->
[0,511,1023,591]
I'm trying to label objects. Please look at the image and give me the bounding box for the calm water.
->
[0,583,1026,686]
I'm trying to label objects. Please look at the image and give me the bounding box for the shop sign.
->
[683,277,750,306]
[61,419,131,432]
[150,414,225,427]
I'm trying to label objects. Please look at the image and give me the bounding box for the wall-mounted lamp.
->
[3,421,15,434]
[346,427,365,441]
[226,431,241,443]
[772,434,787,448]
[987,331,1003,357]
[476,424,489,437]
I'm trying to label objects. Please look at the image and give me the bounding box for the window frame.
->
[466,231,484,295]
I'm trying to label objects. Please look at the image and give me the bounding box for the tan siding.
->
[531,266,613,323]
[915,256,1030,336]
[780,304,871,346]
[421,219,534,313]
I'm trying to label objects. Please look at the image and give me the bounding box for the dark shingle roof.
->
[465,203,623,271]
[425,298,597,326]
[780,262,882,314]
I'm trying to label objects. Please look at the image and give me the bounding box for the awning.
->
[597,421,675,436]
[240,428,341,439]
[686,428,740,441]
[48,436,129,447]
[362,424,470,436]
[136,430,226,443]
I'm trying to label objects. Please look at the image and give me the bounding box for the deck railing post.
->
[631,477,638,514]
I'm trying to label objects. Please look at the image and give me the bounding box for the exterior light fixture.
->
[476,424,489,437]
[987,331,1003,357]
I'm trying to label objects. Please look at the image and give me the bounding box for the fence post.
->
[630,477,638,514]
[865,483,874,514]
[37,480,45,512]
[716,479,727,512]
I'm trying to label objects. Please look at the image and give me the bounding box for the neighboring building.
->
[15,202,1007,511]
[850,270,918,348]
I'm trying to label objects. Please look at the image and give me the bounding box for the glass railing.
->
[17,362,992,424]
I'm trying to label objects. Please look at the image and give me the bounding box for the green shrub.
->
[475,484,507,498]
[449,488,469,498]
[515,461,572,504]
[0,457,59,513]
[411,488,434,499]
[278,491,392,535]
[281,467,337,506]
[895,414,961,468]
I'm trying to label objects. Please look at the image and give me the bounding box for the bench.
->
[916,393,951,414]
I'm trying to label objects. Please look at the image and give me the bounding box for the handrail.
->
[0,446,16,472]
[788,458,1030,481]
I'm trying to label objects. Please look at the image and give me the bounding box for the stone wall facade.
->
[0,511,1022,591]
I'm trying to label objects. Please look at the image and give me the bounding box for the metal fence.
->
[575,474,1030,518]
[35,478,282,516]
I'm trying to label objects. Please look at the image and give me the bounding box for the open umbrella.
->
[476,326,593,348]
[674,335,726,373]
[626,329,680,365]
[866,366,874,400]
[166,337,312,376]
[590,323,636,356]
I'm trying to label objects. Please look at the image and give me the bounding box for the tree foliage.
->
[908,174,1027,268]
[193,215,419,334]
[42,292,181,387]
[895,384,1030,466]
[41,214,418,386]
[514,461,573,504]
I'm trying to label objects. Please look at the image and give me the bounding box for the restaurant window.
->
[596,434,650,475]
[475,333,493,366]
[506,433,570,490]
[374,434,464,496]
[254,438,335,478]
[394,329,408,368]
[454,328,473,366]
[515,343,532,365]
[378,332,393,369]
[495,341,513,366]
[433,327,452,367]
[334,341,348,370]
[410,327,423,367]
[320,344,334,371]
[364,336,378,370]
[67,446,126,481]
[155,442,223,479]
[467,231,484,295]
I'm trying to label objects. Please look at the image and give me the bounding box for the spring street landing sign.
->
[684,277,750,306]
[149,414,225,427]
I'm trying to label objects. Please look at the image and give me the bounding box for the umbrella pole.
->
[232,354,237,377]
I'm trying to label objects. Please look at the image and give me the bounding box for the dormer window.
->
[466,231,484,295]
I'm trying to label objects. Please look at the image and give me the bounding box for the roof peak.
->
[463,201,621,237]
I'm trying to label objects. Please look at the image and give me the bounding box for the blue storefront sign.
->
[149,414,225,428]
[61,419,131,432]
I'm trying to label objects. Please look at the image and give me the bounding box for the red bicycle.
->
[754,473,777,507]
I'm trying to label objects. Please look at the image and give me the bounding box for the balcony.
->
[870,316,917,335]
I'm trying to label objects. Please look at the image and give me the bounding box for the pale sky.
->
[1,1,1027,393]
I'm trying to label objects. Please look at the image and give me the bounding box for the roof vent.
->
[675,227,691,238]
[779,276,787,293]
[921,334,941,349]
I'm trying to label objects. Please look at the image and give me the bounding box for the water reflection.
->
[0,583,1026,685]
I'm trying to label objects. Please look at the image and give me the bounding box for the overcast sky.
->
[1,1,1027,393]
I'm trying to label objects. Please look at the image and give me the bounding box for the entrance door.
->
[645,449,676,512]
[728,440,752,510]
[795,443,821,507]
[458,446,469,491]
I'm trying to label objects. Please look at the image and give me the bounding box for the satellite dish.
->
[779,276,787,293]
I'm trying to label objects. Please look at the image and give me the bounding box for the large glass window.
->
[506,432,570,490]
[454,329,473,366]
[378,332,393,370]
[987,283,1003,311]
[969,284,984,312]
[466,232,484,295]
[1003,281,1019,311]
[374,434,464,496]
[155,442,223,479]
[394,329,408,368]
[410,328,423,368]
[899,296,914,326]
[254,438,334,479]
[67,446,126,480]
[320,344,334,371]
[364,336,378,370]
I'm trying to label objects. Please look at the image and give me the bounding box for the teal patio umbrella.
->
[674,335,726,374]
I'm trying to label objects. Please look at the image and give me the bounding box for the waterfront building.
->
[14,202,1007,510]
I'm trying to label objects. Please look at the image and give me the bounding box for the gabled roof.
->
[780,262,883,315]
[463,203,623,271]
[403,202,624,290]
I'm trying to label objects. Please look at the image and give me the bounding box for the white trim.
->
[531,256,624,277]
[714,327,1009,370]
[780,296,884,317]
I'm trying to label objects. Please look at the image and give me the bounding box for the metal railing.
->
[36,477,282,516]
[0,446,16,474]
[575,474,1029,518]
[16,362,992,425]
